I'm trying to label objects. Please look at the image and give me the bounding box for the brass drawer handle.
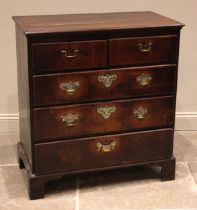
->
[61,113,79,127]
[97,141,117,152]
[61,48,79,58]
[133,106,148,119]
[97,74,117,87]
[136,73,152,86]
[60,81,80,95]
[97,105,116,119]
[138,42,152,52]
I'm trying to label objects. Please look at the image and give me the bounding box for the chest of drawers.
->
[13,11,184,199]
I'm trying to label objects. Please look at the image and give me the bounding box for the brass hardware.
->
[61,48,79,58]
[138,42,152,52]
[60,81,80,95]
[97,141,117,152]
[136,73,152,86]
[133,106,148,119]
[97,106,116,119]
[61,113,79,127]
[97,74,117,87]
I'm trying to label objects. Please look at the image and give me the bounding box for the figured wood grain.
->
[34,129,173,175]
[33,96,174,141]
[109,35,178,66]
[33,65,177,107]
[32,40,107,71]
[12,11,184,35]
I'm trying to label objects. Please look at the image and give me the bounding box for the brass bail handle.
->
[61,48,79,58]
[61,113,79,127]
[138,42,152,52]
[96,141,117,152]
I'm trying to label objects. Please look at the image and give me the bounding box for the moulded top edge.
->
[12,11,185,35]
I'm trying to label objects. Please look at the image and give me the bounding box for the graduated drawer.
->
[33,65,176,106]
[33,96,174,141]
[34,129,173,175]
[109,35,178,66]
[31,40,107,71]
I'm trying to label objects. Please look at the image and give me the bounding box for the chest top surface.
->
[12,11,184,35]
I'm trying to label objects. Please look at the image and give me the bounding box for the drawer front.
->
[31,40,107,71]
[34,96,174,141]
[35,129,173,175]
[109,35,178,66]
[33,65,176,106]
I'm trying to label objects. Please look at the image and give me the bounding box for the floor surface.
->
[0,131,197,209]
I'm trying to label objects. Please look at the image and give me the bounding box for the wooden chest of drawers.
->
[13,11,184,199]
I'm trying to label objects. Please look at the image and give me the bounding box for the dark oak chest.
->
[13,11,184,199]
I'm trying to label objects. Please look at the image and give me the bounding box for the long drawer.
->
[109,35,178,66]
[33,96,174,141]
[34,129,173,175]
[33,65,176,106]
[31,40,107,71]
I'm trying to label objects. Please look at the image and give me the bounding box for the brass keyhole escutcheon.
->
[97,74,117,87]
[97,105,116,119]
[59,81,80,95]
[133,106,148,119]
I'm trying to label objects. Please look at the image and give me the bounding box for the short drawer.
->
[31,40,107,71]
[34,129,173,175]
[33,65,176,106]
[34,96,174,141]
[109,35,178,66]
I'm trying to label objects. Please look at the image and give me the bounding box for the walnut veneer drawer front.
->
[31,40,107,71]
[33,65,176,106]
[109,35,178,66]
[35,129,173,175]
[34,96,174,141]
